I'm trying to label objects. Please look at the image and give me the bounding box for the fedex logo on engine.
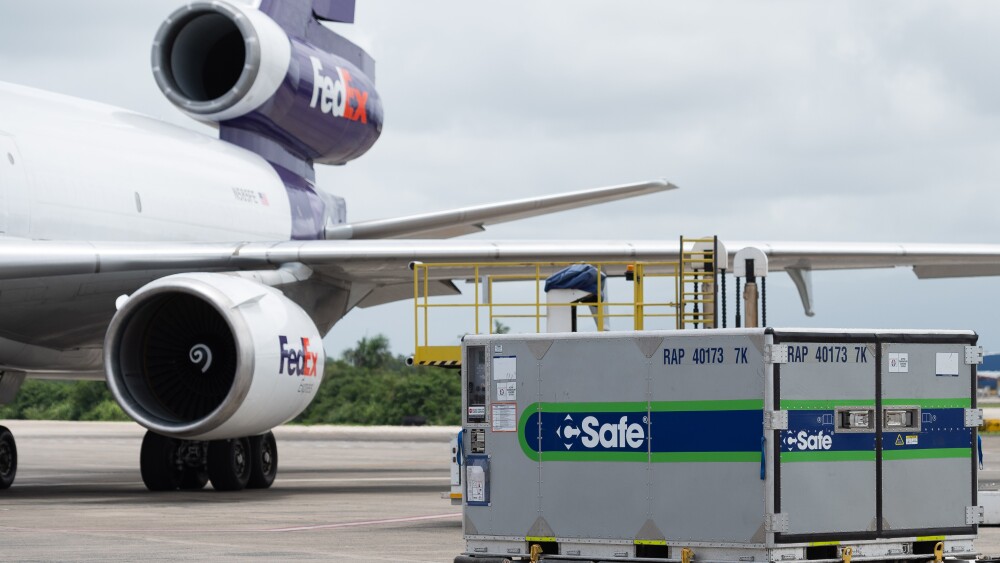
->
[279,336,319,377]
[309,56,368,123]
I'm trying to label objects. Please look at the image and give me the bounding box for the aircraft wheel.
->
[0,426,17,490]
[179,466,209,490]
[140,431,182,491]
[247,432,277,489]
[208,437,251,491]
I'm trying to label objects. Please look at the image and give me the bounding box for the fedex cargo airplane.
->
[0,0,998,492]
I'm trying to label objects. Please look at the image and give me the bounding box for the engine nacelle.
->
[151,0,383,165]
[104,273,325,441]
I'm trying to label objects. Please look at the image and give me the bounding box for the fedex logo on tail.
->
[309,56,369,123]
[279,336,319,376]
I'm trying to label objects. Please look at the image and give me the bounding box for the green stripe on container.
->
[519,406,541,462]
[539,451,649,462]
[883,448,971,460]
[781,399,875,410]
[781,398,970,409]
[882,398,971,408]
[781,450,876,462]
[531,399,764,413]
[536,401,648,413]
[649,399,763,412]
[651,452,760,463]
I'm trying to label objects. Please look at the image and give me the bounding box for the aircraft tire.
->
[0,426,16,490]
[208,437,251,491]
[140,431,182,491]
[247,431,277,489]
[180,466,209,490]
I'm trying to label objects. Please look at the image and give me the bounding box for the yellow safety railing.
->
[409,237,719,366]
[411,260,683,366]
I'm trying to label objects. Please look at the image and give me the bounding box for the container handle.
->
[760,436,766,480]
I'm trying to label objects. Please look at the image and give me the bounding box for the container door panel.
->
[880,342,975,534]
[777,341,878,538]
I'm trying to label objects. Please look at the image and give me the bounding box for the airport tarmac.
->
[0,421,464,562]
[3,420,1000,562]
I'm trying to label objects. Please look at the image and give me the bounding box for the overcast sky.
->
[2,1,998,356]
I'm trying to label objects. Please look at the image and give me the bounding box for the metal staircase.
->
[678,236,719,329]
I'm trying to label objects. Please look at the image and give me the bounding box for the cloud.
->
[3,1,997,355]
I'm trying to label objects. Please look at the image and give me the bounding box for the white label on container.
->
[493,356,517,380]
[468,406,486,418]
[889,353,909,373]
[491,403,517,432]
[936,352,959,377]
[906,435,919,445]
[497,381,517,401]
[467,465,486,503]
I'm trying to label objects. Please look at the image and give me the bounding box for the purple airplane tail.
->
[150,0,382,239]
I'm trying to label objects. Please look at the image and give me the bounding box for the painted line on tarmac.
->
[0,513,462,534]
[15,476,448,487]
[267,512,462,532]
[279,476,448,483]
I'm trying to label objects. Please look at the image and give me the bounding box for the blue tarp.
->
[544,264,606,301]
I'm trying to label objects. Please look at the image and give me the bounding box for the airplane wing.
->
[3,238,1000,281]
[323,180,675,239]
[1,238,979,317]
[2,238,997,369]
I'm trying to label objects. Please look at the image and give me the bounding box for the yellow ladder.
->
[678,236,718,329]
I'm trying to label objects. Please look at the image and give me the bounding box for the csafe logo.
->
[784,430,833,451]
[519,400,765,462]
[557,414,646,451]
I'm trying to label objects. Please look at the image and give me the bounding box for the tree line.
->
[0,334,461,426]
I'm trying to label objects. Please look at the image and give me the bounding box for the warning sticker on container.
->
[468,406,486,418]
[888,353,909,373]
[491,402,517,432]
[936,352,959,377]
[496,381,517,401]
[906,435,919,445]
[467,465,486,503]
[493,356,516,380]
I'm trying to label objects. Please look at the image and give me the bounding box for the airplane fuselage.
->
[0,82,339,375]
[0,82,300,242]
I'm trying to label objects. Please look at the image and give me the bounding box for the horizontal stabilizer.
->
[312,0,355,23]
[325,179,676,240]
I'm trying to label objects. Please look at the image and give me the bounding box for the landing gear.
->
[207,437,251,491]
[0,425,17,490]
[247,432,277,489]
[140,431,182,491]
[139,430,278,492]
[180,466,209,490]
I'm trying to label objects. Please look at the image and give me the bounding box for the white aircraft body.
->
[0,0,998,492]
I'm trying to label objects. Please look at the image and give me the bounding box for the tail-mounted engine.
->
[104,273,325,441]
[151,1,382,166]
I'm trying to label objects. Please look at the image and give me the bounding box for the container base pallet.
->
[456,535,976,563]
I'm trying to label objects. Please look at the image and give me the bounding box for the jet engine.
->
[151,0,383,165]
[104,273,325,441]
